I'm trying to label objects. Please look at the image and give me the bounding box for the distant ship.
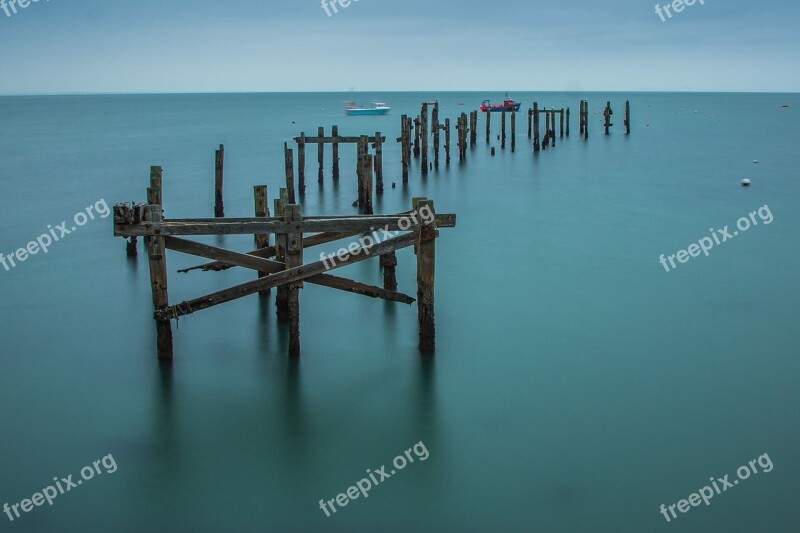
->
[480,94,521,112]
[345,101,391,115]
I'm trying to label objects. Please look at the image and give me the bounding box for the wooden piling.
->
[583,100,589,139]
[274,191,289,320]
[381,252,398,292]
[317,126,325,183]
[362,154,374,215]
[144,204,173,360]
[214,144,224,218]
[533,102,540,153]
[501,111,506,149]
[421,103,429,175]
[604,102,612,135]
[357,136,367,206]
[375,131,384,193]
[485,110,491,143]
[566,108,570,137]
[444,118,451,166]
[470,111,477,146]
[254,185,270,295]
[414,198,436,353]
[406,117,413,163]
[332,125,340,180]
[625,100,631,134]
[298,132,306,192]
[285,204,303,357]
[284,143,296,204]
[579,101,585,136]
[559,110,564,138]
[401,115,410,182]
[413,117,421,158]
[432,102,440,168]
[511,110,516,152]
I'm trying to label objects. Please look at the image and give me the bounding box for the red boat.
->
[480,94,522,112]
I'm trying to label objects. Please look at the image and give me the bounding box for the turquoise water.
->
[0,92,798,532]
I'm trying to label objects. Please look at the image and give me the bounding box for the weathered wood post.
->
[583,100,589,139]
[381,252,398,292]
[625,100,631,134]
[298,132,306,192]
[401,116,410,182]
[357,136,367,206]
[133,165,162,257]
[144,204,173,360]
[274,190,289,320]
[579,101,585,136]
[485,110,491,143]
[254,185,270,296]
[406,117,413,163]
[432,102,440,168]
[551,111,556,147]
[362,154,374,215]
[421,103,429,175]
[214,144,224,217]
[374,132,384,193]
[413,117,421,158]
[528,109,533,139]
[566,108,570,137]
[414,198,436,353]
[501,111,506,149]
[285,204,304,357]
[533,102,540,152]
[559,109,564,138]
[284,143,296,204]
[444,118,451,166]
[332,125,340,180]
[511,110,516,152]
[470,111,477,146]
[317,126,325,183]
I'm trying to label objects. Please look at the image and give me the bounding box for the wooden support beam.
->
[470,111,477,146]
[274,193,289,320]
[485,110,490,143]
[413,117,421,158]
[144,205,173,360]
[414,198,436,353]
[432,102,440,168]
[444,118,451,166]
[381,251,398,292]
[291,135,385,144]
[362,154,374,215]
[332,125,340,179]
[566,107,570,137]
[584,100,589,139]
[625,100,631,135]
[214,144,224,218]
[357,136,367,206]
[511,110,516,152]
[158,231,420,320]
[501,111,506,150]
[560,109,564,138]
[405,117,413,166]
[527,109,532,139]
[604,101,612,135]
[401,115,409,182]
[533,102,540,152]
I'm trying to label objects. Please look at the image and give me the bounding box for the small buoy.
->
[741,179,751,187]
[753,160,759,164]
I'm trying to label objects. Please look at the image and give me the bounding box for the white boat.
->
[345,101,391,116]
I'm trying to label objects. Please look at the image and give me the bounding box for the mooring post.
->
[444,118,451,166]
[214,144,224,217]
[559,110,564,138]
[401,116,410,182]
[274,190,289,320]
[579,101,584,136]
[413,117,421,158]
[298,132,306,193]
[406,116,413,163]
[332,125,340,180]
[551,111,556,147]
[357,135,367,206]
[432,102,440,168]
[527,109,532,139]
[285,204,304,357]
[485,110,491,143]
[362,154,374,215]
[421,103,429,175]
[533,102,540,152]
[604,102,612,135]
[625,100,631,134]
[375,131,384,193]
[143,204,173,360]
[414,197,436,353]
[317,126,325,183]
[511,110,516,152]
[566,108,570,137]
[133,165,162,257]
[254,185,270,296]
[470,111,477,147]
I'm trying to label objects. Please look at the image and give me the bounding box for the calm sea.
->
[0,92,798,532]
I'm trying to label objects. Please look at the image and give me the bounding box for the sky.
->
[0,0,797,94]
